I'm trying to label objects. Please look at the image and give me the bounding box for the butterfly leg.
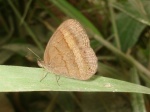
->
[40,72,48,82]
[55,75,60,86]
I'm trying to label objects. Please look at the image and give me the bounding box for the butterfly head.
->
[37,60,45,68]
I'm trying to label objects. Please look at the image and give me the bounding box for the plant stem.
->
[94,34,150,79]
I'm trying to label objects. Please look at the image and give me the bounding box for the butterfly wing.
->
[42,19,97,80]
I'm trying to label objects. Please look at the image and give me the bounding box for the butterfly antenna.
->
[27,48,42,61]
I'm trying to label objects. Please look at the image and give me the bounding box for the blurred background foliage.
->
[0,0,150,112]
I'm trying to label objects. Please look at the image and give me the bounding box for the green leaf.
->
[0,65,150,94]
[116,13,146,51]
[113,0,150,26]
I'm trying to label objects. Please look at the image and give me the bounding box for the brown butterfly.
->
[38,19,98,80]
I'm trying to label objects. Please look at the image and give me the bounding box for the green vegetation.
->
[0,0,150,111]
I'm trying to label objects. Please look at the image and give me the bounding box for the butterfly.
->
[38,19,98,80]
